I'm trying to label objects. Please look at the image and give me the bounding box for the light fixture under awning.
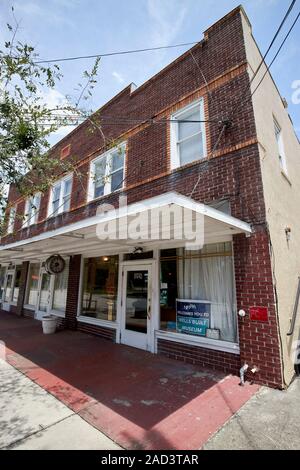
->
[0,192,252,263]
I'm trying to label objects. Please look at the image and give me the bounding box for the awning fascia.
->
[0,192,252,255]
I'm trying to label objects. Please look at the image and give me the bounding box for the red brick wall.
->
[16,261,29,317]
[157,339,240,375]
[2,8,285,388]
[65,254,81,330]
[234,230,283,388]
[77,322,116,342]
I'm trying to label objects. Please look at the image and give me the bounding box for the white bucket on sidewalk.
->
[42,315,57,335]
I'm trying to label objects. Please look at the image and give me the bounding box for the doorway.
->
[120,263,153,351]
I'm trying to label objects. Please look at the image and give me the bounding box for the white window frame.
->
[24,193,41,227]
[24,261,41,311]
[48,174,73,218]
[274,117,288,175]
[170,98,207,170]
[88,143,126,201]
[2,264,22,305]
[7,206,16,234]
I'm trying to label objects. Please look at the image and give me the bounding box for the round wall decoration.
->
[45,255,65,275]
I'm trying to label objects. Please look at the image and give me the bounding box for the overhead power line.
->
[249,10,300,102]
[231,0,298,118]
[34,41,200,64]
[189,0,299,198]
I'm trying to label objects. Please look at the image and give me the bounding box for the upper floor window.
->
[274,118,288,175]
[48,175,72,218]
[24,193,41,227]
[7,206,16,234]
[171,99,206,169]
[88,144,125,200]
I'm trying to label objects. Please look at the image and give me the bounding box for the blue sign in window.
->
[176,300,211,337]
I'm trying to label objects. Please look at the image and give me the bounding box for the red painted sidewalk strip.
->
[1,313,259,450]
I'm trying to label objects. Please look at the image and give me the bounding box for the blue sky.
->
[0,0,299,143]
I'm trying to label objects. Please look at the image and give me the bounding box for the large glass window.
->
[25,263,40,308]
[0,267,6,301]
[171,100,206,168]
[160,243,237,343]
[4,273,13,302]
[52,260,69,312]
[81,256,119,321]
[89,144,125,200]
[12,266,22,303]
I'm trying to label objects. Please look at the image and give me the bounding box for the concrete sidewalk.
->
[204,378,300,450]
[0,360,120,450]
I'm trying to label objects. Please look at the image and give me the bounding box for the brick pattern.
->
[157,339,240,375]
[16,261,29,317]
[234,230,283,389]
[65,254,81,330]
[1,8,285,388]
[23,308,35,319]
[77,322,116,342]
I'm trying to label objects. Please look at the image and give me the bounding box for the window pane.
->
[111,169,123,192]
[53,184,61,201]
[52,199,60,216]
[4,274,13,302]
[111,149,124,172]
[39,273,51,312]
[0,267,6,301]
[94,158,106,198]
[8,207,16,233]
[25,263,40,307]
[160,244,237,343]
[52,260,69,312]
[52,184,61,215]
[63,195,71,212]
[64,178,72,196]
[12,267,22,303]
[81,256,118,321]
[178,109,201,141]
[179,132,203,165]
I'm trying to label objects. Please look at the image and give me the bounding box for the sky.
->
[0,0,299,145]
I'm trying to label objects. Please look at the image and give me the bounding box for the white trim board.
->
[0,192,252,258]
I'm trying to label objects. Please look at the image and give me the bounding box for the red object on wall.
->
[60,144,71,159]
[250,306,268,322]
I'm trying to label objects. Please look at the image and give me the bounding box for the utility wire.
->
[34,41,200,64]
[248,10,300,103]
[231,0,298,119]
[189,1,299,199]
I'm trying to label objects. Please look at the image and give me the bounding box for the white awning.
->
[0,192,252,263]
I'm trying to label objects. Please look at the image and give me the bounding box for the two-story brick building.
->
[1,6,300,389]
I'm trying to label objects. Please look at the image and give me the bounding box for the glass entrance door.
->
[121,264,152,350]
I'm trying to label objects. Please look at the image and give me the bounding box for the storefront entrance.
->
[120,263,153,351]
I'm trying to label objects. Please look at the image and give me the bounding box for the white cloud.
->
[38,88,76,145]
[147,0,187,46]
[112,71,125,84]
[13,0,75,27]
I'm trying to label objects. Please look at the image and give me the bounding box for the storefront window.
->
[25,263,40,308]
[4,273,13,302]
[160,243,237,343]
[81,256,118,321]
[52,260,69,312]
[0,267,6,301]
[12,267,22,303]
